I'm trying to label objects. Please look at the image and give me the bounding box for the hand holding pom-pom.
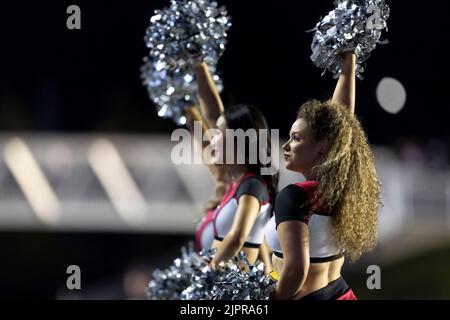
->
[141,0,231,125]
[310,0,390,79]
[148,244,276,300]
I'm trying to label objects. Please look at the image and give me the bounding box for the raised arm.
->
[331,52,356,114]
[185,106,230,182]
[196,62,225,128]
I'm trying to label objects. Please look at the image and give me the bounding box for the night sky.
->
[1,0,449,145]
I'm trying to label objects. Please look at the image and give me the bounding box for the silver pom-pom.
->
[141,0,231,125]
[148,243,276,300]
[148,242,206,300]
[181,251,276,300]
[310,0,390,79]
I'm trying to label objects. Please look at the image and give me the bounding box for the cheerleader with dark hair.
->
[188,63,278,271]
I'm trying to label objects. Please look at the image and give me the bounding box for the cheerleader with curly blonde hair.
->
[265,51,381,300]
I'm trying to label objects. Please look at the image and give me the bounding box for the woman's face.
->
[283,118,326,176]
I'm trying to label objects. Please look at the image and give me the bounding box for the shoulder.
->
[235,176,269,204]
[275,184,311,208]
[294,181,319,200]
[274,184,314,228]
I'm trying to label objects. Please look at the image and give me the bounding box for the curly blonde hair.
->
[298,99,382,261]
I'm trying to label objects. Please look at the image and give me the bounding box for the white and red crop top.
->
[212,172,272,248]
[264,181,344,263]
[195,209,216,252]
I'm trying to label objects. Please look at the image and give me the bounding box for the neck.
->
[302,168,312,181]
[228,164,249,182]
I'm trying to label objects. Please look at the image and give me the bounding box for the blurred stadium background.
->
[1,1,449,299]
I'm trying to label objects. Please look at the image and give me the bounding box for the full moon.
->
[376,77,407,114]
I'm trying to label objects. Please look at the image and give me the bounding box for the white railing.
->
[0,134,449,242]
